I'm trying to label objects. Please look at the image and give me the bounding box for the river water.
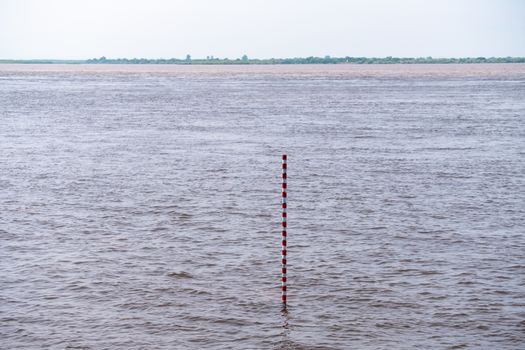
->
[1,64,524,349]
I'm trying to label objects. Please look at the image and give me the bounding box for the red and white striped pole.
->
[281,154,287,306]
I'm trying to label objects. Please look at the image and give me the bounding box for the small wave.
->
[167,271,193,279]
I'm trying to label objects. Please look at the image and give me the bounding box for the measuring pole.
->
[281,154,287,306]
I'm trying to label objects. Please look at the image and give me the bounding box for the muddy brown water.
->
[1,64,524,349]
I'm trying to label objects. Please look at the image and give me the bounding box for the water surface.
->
[1,64,525,349]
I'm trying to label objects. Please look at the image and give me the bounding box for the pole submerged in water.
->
[281,154,287,306]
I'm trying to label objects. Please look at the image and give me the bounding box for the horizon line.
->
[1,56,525,65]
[2,55,525,60]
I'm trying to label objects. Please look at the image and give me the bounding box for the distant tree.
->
[66,54,525,66]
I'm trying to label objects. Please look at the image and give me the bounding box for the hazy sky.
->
[1,0,524,59]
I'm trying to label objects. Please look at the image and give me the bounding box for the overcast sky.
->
[0,0,524,59]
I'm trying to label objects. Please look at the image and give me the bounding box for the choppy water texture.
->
[1,64,525,350]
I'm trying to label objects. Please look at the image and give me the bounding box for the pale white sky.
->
[0,0,524,59]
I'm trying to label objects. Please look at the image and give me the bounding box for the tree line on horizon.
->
[2,55,524,64]
[83,55,525,64]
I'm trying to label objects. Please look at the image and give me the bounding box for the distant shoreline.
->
[1,56,524,65]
